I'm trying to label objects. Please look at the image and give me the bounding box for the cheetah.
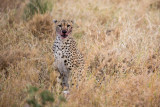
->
[52,19,84,93]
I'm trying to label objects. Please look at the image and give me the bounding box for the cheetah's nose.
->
[62,30,67,34]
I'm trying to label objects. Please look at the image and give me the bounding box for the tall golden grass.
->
[0,0,160,106]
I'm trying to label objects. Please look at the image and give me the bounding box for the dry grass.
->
[28,14,54,40]
[0,0,160,106]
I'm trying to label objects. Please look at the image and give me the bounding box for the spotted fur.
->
[53,20,84,91]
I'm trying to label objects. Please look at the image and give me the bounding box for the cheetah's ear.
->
[53,19,57,24]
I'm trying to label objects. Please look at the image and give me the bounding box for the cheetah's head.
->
[53,19,74,38]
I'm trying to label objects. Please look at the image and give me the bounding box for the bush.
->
[23,0,53,20]
[26,86,54,107]
[26,86,66,107]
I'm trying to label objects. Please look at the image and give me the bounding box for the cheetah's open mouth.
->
[60,31,71,38]
[61,33,68,38]
[60,29,72,38]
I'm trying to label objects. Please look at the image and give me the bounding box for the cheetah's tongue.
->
[61,33,68,38]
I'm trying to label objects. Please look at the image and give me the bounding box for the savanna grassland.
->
[0,0,160,107]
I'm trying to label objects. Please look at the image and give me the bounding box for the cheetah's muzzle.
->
[61,30,68,38]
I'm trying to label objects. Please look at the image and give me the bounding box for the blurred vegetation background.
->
[0,0,160,107]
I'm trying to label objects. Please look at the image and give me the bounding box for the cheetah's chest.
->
[54,40,71,73]
[54,42,70,59]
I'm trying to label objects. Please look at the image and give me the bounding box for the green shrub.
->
[26,86,66,107]
[23,0,53,20]
[40,90,54,105]
[26,86,54,107]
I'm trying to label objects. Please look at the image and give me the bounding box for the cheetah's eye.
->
[58,25,62,27]
[67,25,70,27]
